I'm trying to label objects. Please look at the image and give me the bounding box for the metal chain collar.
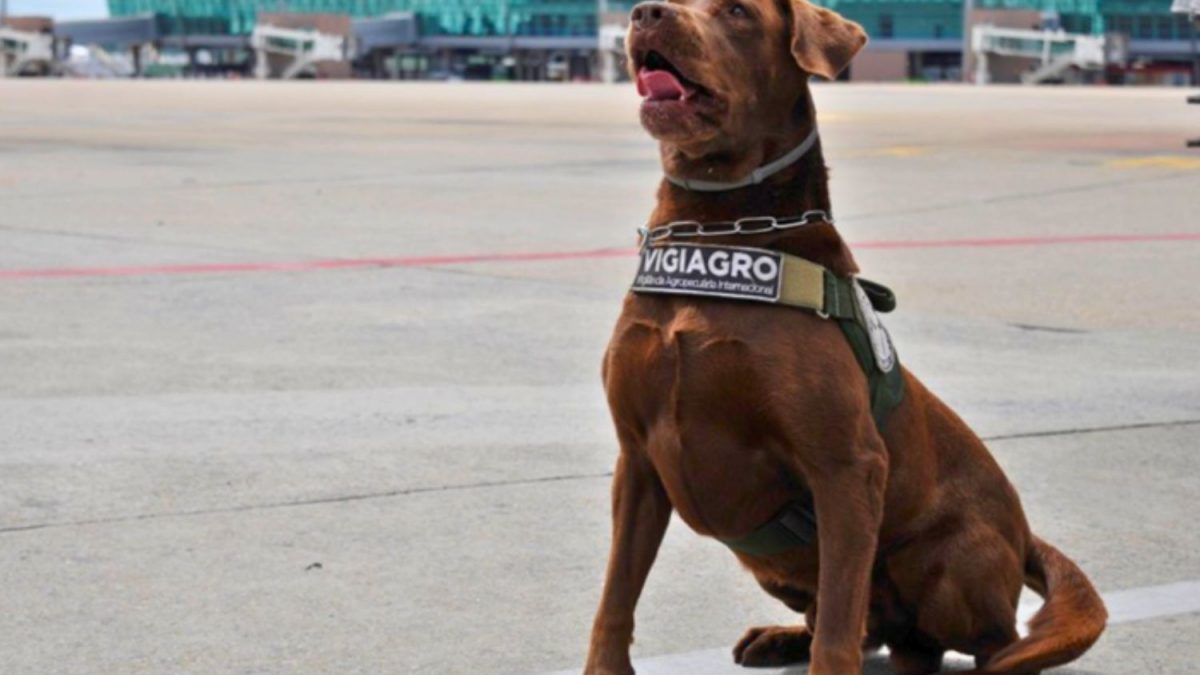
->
[637,210,833,245]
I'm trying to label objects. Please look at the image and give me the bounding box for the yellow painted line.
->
[1106,155,1200,170]
[842,146,930,159]
[877,145,929,158]
[815,112,850,123]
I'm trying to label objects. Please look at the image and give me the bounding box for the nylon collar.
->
[664,128,819,192]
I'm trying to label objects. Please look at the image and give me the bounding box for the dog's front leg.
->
[584,442,671,675]
[806,439,888,674]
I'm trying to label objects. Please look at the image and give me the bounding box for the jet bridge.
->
[251,14,350,79]
[54,14,159,76]
[971,25,1108,85]
[0,25,54,77]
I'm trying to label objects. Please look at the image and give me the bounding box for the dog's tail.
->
[973,536,1106,674]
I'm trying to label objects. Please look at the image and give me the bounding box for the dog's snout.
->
[630,2,672,30]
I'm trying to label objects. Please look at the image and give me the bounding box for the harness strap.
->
[717,275,904,557]
[840,312,905,432]
[719,501,817,556]
[632,243,857,321]
[781,255,856,319]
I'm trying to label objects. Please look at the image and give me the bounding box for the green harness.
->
[630,242,905,557]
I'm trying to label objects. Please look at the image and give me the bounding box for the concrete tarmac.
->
[1,80,1198,674]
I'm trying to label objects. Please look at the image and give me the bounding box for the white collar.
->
[664,128,819,192]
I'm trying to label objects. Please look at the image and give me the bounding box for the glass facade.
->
[109,0,1187,41]
[822,0,964,40]
[820,0,1190,40]
[109,0,635,37]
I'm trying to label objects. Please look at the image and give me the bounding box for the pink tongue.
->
[637,68,688,101]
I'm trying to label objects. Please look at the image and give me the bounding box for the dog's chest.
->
[604,299,834,537]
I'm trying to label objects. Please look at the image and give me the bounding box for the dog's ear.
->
[788,0,868,81]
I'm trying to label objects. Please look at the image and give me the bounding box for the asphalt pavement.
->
[1,80,1197,674]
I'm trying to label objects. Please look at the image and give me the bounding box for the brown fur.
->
[584,1,1107,674]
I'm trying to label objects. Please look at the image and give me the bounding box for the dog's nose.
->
[630,1,672,30]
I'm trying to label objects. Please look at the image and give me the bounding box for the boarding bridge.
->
[971,25,1106,85]
[0,26,55,77]
[250,24,346,79]
[66,44,137,78]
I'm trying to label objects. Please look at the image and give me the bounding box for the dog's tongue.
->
[637,68,688,101]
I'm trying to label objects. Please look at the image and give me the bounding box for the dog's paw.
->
[582,666,634,675]
[732,625,813,667]
[582,655,635,675]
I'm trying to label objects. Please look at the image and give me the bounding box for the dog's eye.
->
[728,2,748,17]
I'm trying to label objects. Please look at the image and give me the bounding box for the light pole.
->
[1175,0,1200,87]
[1192,7,1198,88]
[961,0,975,82]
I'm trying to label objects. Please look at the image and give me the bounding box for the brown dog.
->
[583,1,1107,674]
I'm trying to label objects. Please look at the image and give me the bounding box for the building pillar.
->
[254,43,269,79]
[974,48,989,85]
[371,49,384,79]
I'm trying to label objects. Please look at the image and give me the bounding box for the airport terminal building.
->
[3,0,1197,83]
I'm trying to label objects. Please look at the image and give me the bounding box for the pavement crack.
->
[0,470,615,536]
[3,420,1197,537]
[843,170,1196,224]
[983,418,1200,443]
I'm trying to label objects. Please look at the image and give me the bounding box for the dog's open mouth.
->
[635,50,710,103]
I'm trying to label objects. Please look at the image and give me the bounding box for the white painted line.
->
[1102,580,1200,625]
[542,648,973,675]
[544,580,1200,675]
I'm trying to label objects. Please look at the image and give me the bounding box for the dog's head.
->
[626,0,866,152]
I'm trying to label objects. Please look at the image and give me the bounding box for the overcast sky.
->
[6,0,109,19]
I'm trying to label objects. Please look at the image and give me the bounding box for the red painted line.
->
[1,232,1197,281]
[852,232,1200,250]
[0,247,638,280]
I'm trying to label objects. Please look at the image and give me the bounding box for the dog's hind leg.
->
[875,579,945,674]
[887,525,1024,670]
[887,633,945,675]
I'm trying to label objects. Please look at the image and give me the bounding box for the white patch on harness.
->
[852,279,896,373]
[633,245,783,304]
